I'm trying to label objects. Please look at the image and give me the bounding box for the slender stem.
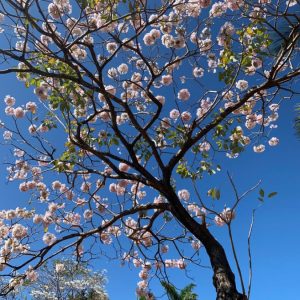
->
[247,209,256,300]
[228,224,246,296]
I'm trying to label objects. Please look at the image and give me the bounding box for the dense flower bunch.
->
[0,0,299,298]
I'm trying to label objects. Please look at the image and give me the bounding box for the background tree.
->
[0,259,108,300]
[29,259,108,300]
[0,1,299,300]
[160,281,197,300]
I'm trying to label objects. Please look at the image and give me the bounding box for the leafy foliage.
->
[161,281,197,300]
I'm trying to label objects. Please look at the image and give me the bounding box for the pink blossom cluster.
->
[214,208,236,226]
[48,0,72,20]
[4,95,37,119]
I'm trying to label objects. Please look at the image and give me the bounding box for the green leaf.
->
[208,188,221,200]
[163,212,172,222]
[176,163,190,178]
[268,192,278,198]
[161,281,180,300]
[259,189,265,197]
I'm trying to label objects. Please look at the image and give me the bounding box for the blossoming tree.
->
[29,259,108,299]
[0,0,299,299]
[0,259,108,299]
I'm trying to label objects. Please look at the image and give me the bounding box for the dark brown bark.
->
[162,186,247,300]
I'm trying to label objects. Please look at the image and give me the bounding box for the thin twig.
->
[247,209,257,300]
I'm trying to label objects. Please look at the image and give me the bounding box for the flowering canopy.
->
[30,259,108,300]
[0,0,299,299]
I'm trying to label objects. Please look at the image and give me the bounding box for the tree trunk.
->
[198,227,247,300]
[207,244,248,300]
[162,187,247,300]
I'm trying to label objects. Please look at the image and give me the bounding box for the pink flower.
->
[139,269,148,280]
[100,232,112,245]
[176,259,186,270]
[161,244,169,253]
[48,202,58,213]
[137,280,148,290]
[245,66,256,75]
[256,114,263,125]
[83,209,93,219]
[181,111,192,122]
[99,111,110,122]
[80,182,91,192]
[178,189,190,201]
[38,124,49,133]
[165,259,174,268]
[26,267,38,282]
[161,75,172,86]
[133,258,142,268]
[106,42,117,53]
[28,125,37,134]
[43,232,57,245]
[143,33,155,45]
[109,183,117,193]
[199,0,211,8]
[177,89,190,101]
[118,63,128,74]
[191,240,201,250]
[14,148,24,157]
[236,80,249,91]
[55,263,65,273]
[3,130,12,140]
[4,95,16,106]
[199,141,211,152]
[226,0,245,10]
[252,58,262,69]
[193,67,204,77]
[48,3,61,19]
[34,86,48,100]
[33,214,43,224]
[52,180,62,190]
[0,225,9,239]
[26,101,37,113]
[119,162,130,172]
[268,137,279,146]
[210,2,227,17]
[253,144,265,153]
[19,182,29,192]
[141,231,152,247]
[5,106,14,116]
[14,107,25,118]
[64,212,81,226]
[269,104,279,112]
[214,208,236,226]
[169,109,180,120]
[12,224,28,239]
[150,29,161,39]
